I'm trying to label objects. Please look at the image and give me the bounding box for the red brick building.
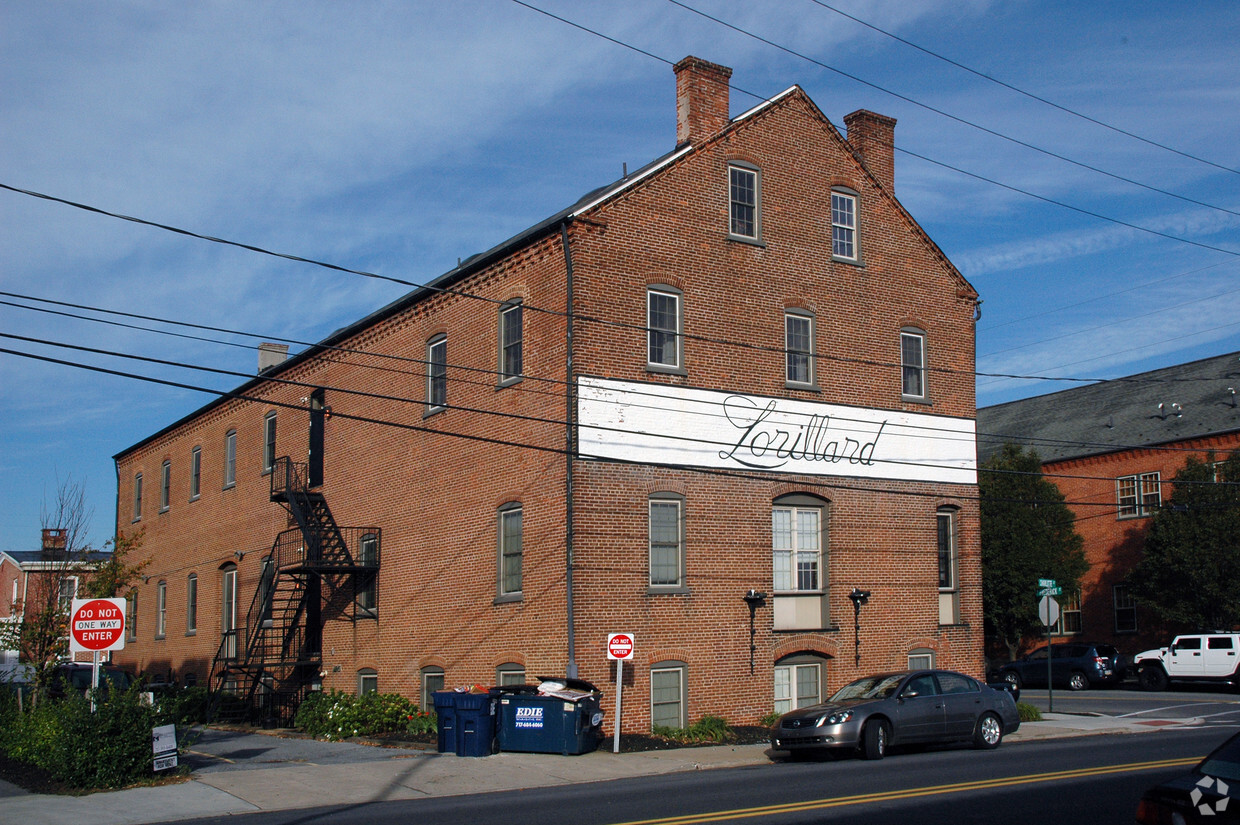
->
[112,57,983,730]
[977,352,1240,657]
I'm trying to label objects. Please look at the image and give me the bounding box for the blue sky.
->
[2,1,1238,553]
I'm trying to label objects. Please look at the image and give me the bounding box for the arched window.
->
[650,660,688,730]
[774,652,828,713]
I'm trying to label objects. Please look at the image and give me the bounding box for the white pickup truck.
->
[1134,632,1240,691]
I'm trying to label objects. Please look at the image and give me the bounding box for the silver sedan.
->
[770,669,1020,760]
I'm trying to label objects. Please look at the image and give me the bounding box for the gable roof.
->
[977,351,1240,464]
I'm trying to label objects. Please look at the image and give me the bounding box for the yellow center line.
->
[606,757,1202,825]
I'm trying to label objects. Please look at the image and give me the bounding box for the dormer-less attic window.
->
[729,164,761,242]
[831,190,857,261]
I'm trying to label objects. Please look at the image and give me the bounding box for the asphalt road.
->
[1015,684,1240,728]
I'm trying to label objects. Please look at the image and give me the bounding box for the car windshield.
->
[829,675,904,702]
[1200,735,1240,782]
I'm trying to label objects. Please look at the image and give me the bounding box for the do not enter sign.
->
[607,632,634,661]
[69,598,127,653]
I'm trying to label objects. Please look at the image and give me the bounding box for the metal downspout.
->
[561,221,577,679]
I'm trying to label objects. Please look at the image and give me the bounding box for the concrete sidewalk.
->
[0,713,1201,825]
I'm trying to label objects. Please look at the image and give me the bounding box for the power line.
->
[803,0,1240,177]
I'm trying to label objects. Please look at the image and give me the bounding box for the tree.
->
[1128,451,1240,631]
[980,443,1088,661]
[81,528,148,600]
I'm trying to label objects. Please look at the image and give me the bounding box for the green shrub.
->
[405,709,437,736]
[759,712,781,727]
[294,690,417,740]
[1017,701,1042,722]
[652,715,735,744]
[154,686,211,727]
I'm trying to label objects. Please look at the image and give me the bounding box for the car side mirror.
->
[902,689,918,699]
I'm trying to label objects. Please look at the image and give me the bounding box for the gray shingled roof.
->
[977,351,1240,464]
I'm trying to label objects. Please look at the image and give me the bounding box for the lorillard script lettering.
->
[717,395,886,470]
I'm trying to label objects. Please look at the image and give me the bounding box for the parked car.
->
[994,642,1126,691]
[45,662,134,699]
[1134,632,1240,691]
[1136,729,1240,822]
[769,670,1020,760]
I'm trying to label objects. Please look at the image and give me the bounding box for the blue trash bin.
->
[433,691,495,757]
[495,688,604,755]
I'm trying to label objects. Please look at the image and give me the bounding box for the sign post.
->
[1036,581,1059,713]
[607,633,634,754]
[69,598,127,711]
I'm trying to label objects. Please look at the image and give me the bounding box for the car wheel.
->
[860,719,889,760]
[1138,665,1169,692]
[1002,671,1022,690]
[1067,671,1089,691]
[973,712,1003,749]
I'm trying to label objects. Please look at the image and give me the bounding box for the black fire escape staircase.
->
[209,457,379,726]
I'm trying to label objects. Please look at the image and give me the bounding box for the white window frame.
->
[496,663,526,686]
[497,504,523,599]
[357,533,378,615]
[937,508,957,592]
[647,287,683,371]
[728,163,761,242]
[648,495,685,590]
[908,649,935,670]
[160,460,171,512]
[156,580,167,638]
[499,300,523,384]
[1051,588,1083,636]
[773,660,822,714]
[224,430,237,488]
[358,669,378,696]
[133,472,143,521]
[126,589,138,641]
[831,190,857,261]
[772,504,824,593]
[901,329,926,400]
[263,412,277,474]
[58,576,78,613]
[186,573,197,635]
[421,667,445,710]
[1117,472,1160,518]
[427,336,447,413]
[650,663,687,730]
[190,446,201,501]
[784,311,815,388]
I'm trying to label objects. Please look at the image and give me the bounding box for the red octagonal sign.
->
[70,598,127,653]
[607,632,634,661]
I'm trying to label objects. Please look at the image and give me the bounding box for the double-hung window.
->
[729,164,760,241]
[156,580,167,638]
[1117,472,1160,518]
[785,311,814,387]
[647,288,682,370]
[427,336,447,413]
[224,430,237,488]
[263,412,277,473]
[648,495,684,589]
[901,329,926,399]
[831,190,857,261]
[772,504,823,592]
[499,301,523,383]
[358,669,378,696]
[774,657,823,714]
[190,446,201,501]
[937,507,961,625]
[133,473,143,521]
[497,504,523,599]
[186,574,198,634]
[650,662,687,729]
[1113,584,1137,634]
[160,460,171,512]
[357,533,378,615]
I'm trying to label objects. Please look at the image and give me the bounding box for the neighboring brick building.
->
[978,351,1240,656]
[112,57,982,730]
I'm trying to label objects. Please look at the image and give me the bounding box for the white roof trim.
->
[732,85,798,124]
[571,146,693,218]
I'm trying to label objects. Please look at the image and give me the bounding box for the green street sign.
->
[1038,578,1056,589]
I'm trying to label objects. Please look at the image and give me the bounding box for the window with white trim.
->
[831,190,857,261]
[772,501,825,593]
[224,430,237,488]
[126,589,138,641]
[729,164,761,241]
[427,336,447,413]
[785,311,814,387]
[263,412,277,473]
[190,446,201,501]
[647,287,682,370]
[499,301,523,384]
[421,667,444,710]
[156,580,167,638]
[651,662,687,730]
[1113,584,1137,634]
[58,576,78,613]
[1051,589,1082,635]
[496,663,526,686]
[901,329,926,399]
[186,573,197,634]
[908,649,935,670]
[358,669,378,696]
[649,495,685,589]
[497,504,523,599]
[773,655,824,714]
[357,533,378,616]
[133,473,143,521]
[1117,472,1160,518]
[160,460,171,512]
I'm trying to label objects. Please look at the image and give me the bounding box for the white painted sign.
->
[577,377,977,485]
[152,723,178,771]
[69,598,126,653]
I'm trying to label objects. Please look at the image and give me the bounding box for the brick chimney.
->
[41,528,67,559]
[258,342,289,373]
[844,109,897,192]
[675,56,732,146]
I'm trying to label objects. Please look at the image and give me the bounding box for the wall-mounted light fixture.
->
[848,588,871,668]
[742,590,767,676]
